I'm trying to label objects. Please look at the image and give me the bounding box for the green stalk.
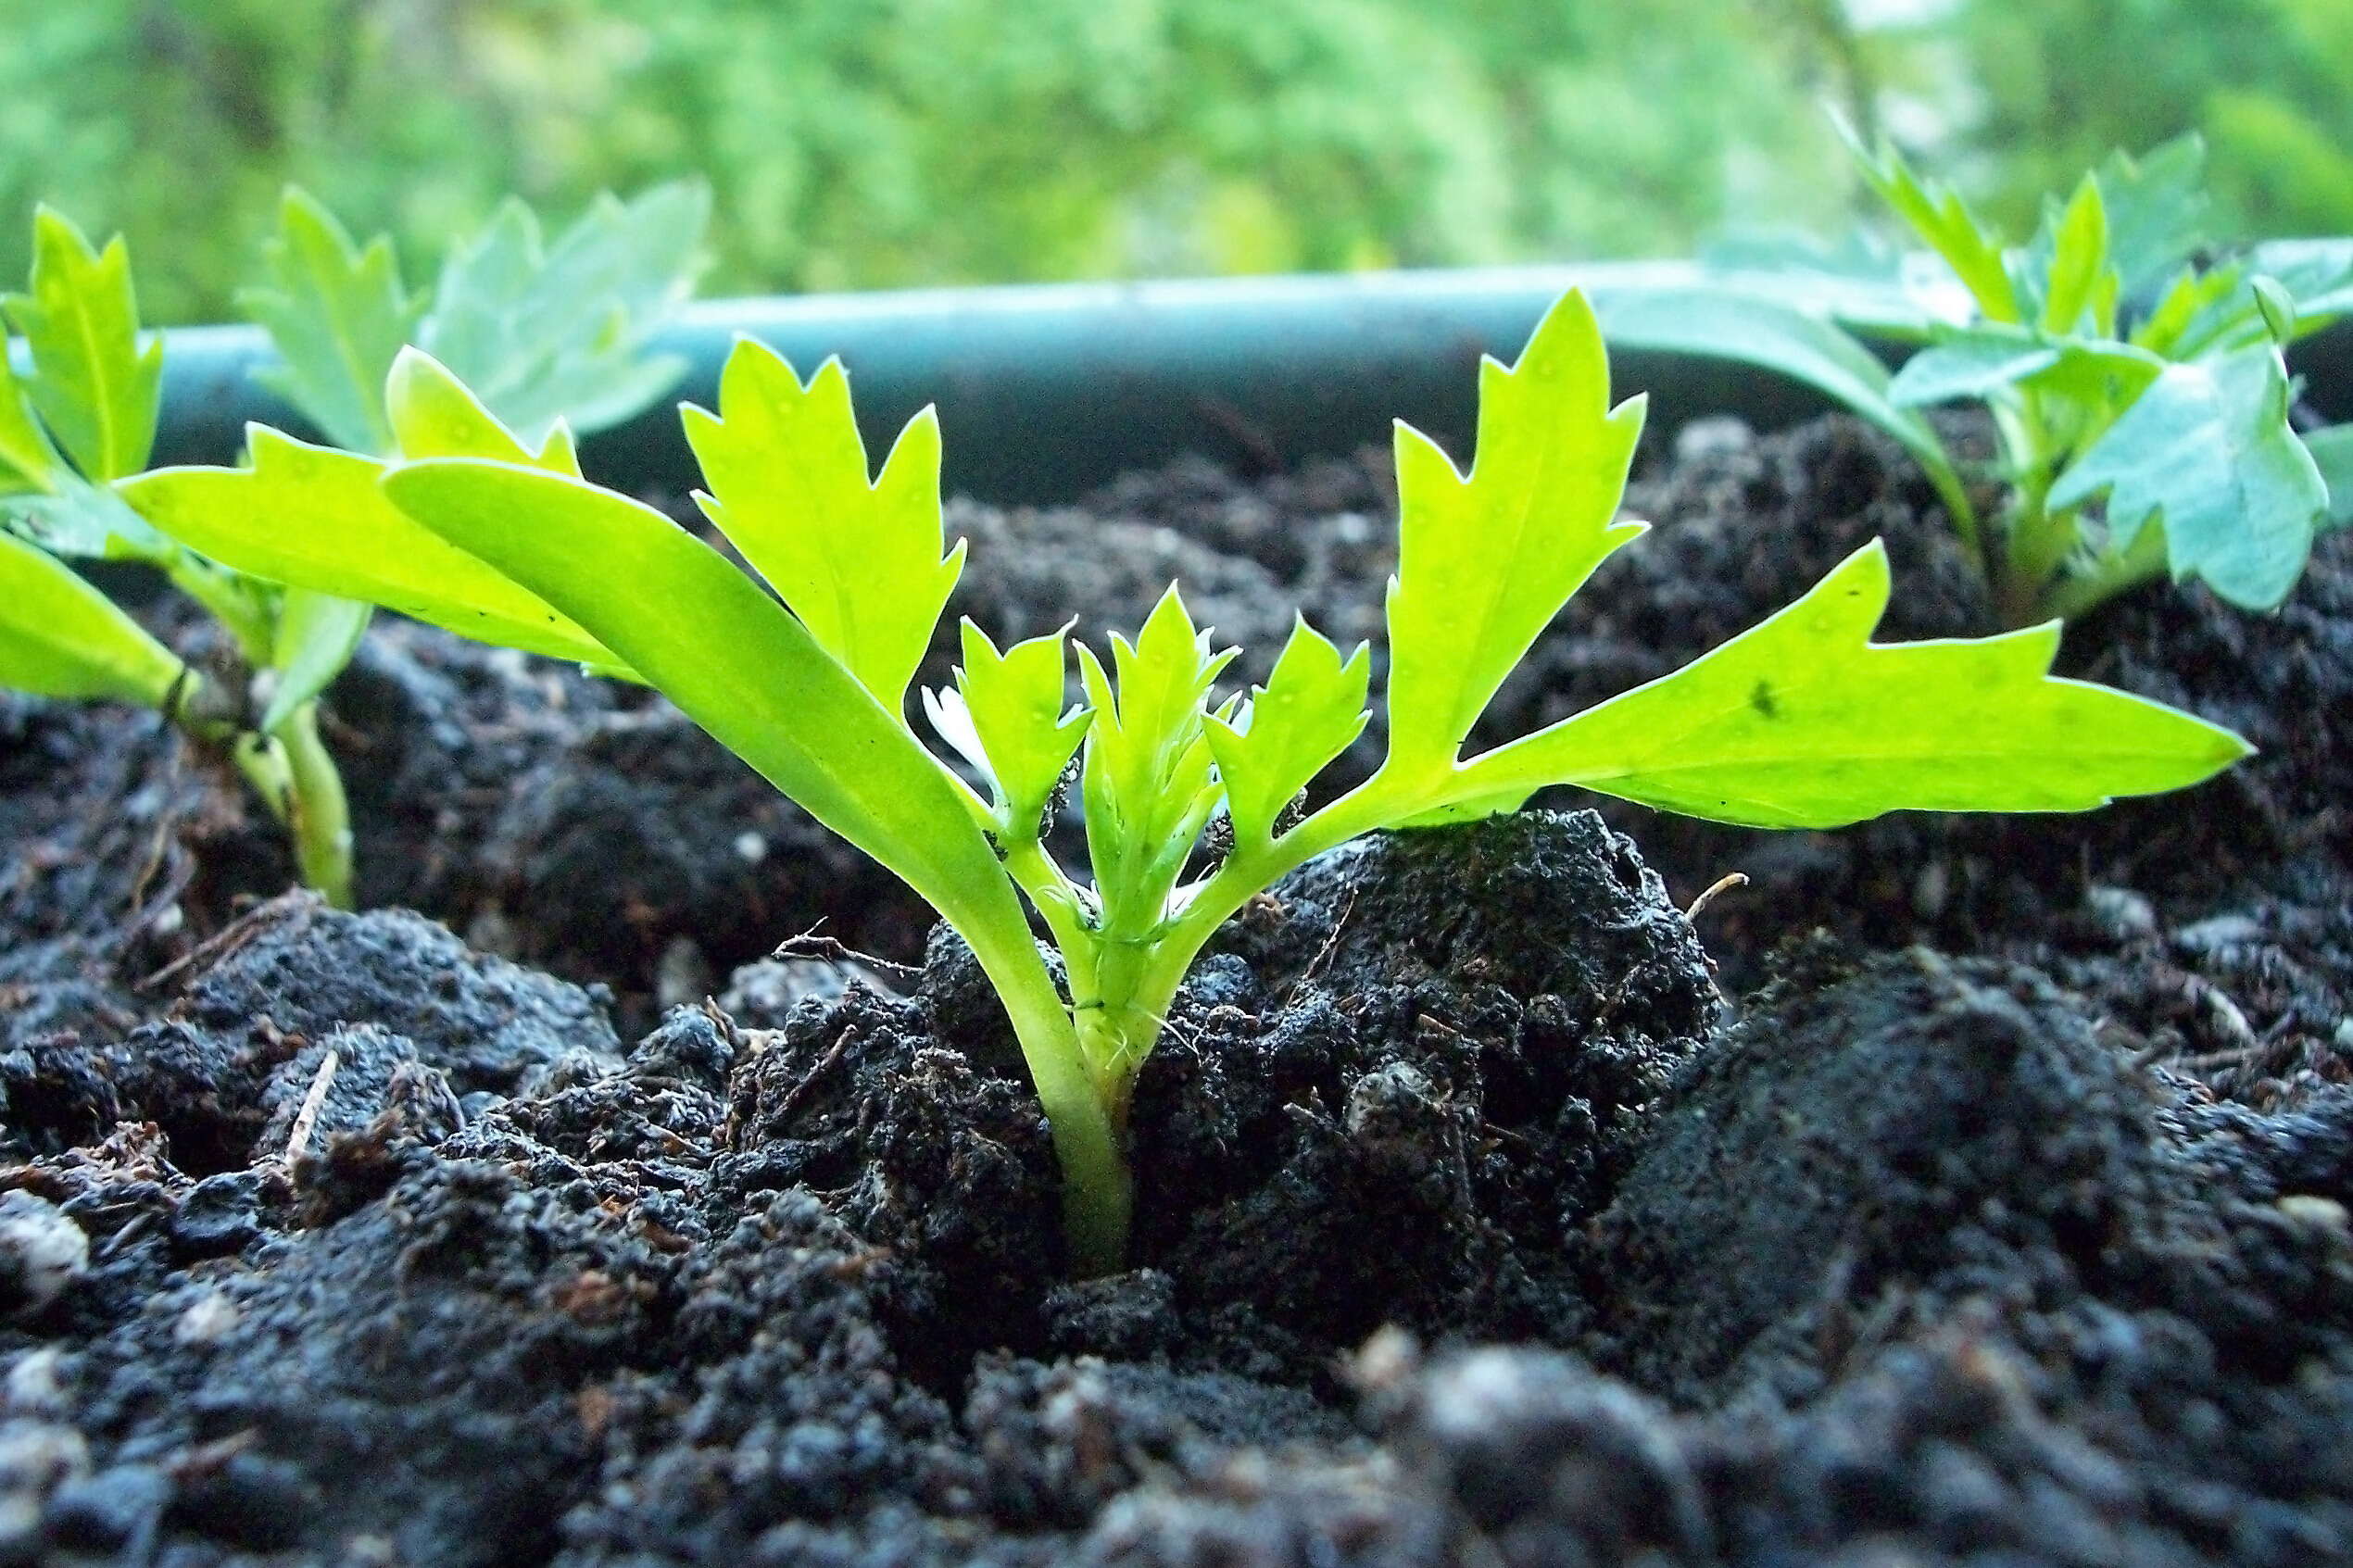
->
[2039,526,2169,622]
[274,698,354,909]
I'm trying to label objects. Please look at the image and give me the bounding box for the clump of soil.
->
[3,412,2350,1564]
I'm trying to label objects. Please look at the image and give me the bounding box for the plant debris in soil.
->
[1,411,2349,1565]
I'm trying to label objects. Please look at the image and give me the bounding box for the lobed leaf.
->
[239,189,422,454]
[1205,618,1368,848]
[928,619,1091,845]
[2,208,162,484]
[0,529,182,707]
[1384,292,1646,778]
[380,458,1015,927]
[2087,135,2208,301]
[1841,126,2020,325]
[421,182,708,443]
[2048,345,2325,610]
[685,340,963,711]
[2032,176,2116,336]
[1444,542,2248,829]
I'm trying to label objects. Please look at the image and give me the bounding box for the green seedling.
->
[4,184,708,903]
[1597,130,2353,626]
[131,291,2247,1273]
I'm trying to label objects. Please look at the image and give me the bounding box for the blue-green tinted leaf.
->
[380,458,1012,928]
[1204,617,1369,847]
[0,529,182,707]
[2049,345,2325,610]
[1888,333,2061,407]
[2089,135,2208,301]
[1444,543,2247,829]
[1385,292,1646,777]
[5,473,174,562]
[3,208,161,483]
[420,182,708,443]
[239,189,422,453]
[2300,424,2353,532]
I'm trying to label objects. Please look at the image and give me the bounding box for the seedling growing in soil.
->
[1,186,708,904]
[1597,131,2353,626]
[138,290,2248,1272]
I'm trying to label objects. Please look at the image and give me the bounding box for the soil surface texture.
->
[3,412,2350,1566]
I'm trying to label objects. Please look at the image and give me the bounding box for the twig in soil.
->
[284,1049,342,1164]
[1295,887,1359,994]
[1682,871,1750,922]
[135,888,311,992]
[770,921,922,980]
[770,1029,855,1123]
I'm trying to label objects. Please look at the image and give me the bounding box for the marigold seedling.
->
[153,291,2251,1273]
[1597,130,2353,625]
[1,186,707,902]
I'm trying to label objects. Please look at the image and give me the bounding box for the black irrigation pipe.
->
[150,262,2353,506]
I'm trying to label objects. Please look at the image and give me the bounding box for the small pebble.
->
[0,1194,87,1319]
[2277,1196,2350,1232]
[2083,884,2157,941]
[733,831,769,864]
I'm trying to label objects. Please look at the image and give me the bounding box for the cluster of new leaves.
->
[0,185,707,903]
[142,287,2251,1267]
[1596,131,2353,623]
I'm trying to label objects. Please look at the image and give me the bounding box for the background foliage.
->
[2,0,2347,323]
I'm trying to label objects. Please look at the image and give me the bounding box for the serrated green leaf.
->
[3,208,161,483]
[2034,177,2114,335]
[420,182,707,443]
[1205,617,1368,847]
[2049,345,2324,610]
[380,457,1013,928]
[1383,292,1645,778]
[1593,287,1968,521]
[684,341,963,710]
[239,189,422,454]
[1888,334,2061,407]
[1840,124,2021,325]
[384,345,580,472]
[0,529,182,707]
[2302,424,2353,531]
[120,423,615,667]
[263,589,371,734]
[1076,587,1237,925]
[929,618,1091,845]
[2090,135,2208,300]
[1443,542,2248,829]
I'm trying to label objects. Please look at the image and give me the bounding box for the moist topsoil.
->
[2,412,2350,1566]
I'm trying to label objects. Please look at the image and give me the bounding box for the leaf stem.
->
[275,698,354,908]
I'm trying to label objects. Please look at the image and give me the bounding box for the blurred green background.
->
[4,0,2347,323]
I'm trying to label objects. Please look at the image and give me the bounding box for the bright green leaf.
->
[3,208,161,483]
[2035,177,2114,335]
[684,340,963,711]
[927,619,1091,845]
[1205,617,1368,847]
[0,529,182,707]
[120,425,616,667]
[239,189,422,454]
[1445,542,2248,829]
[380,458,1014,929]
[384,346,579,471]
[0,359,63,495]
[1384,292,1646,779]
[2049,345,2325,610]
[263,589,372,735]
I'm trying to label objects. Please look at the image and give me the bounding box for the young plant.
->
[2,184,707,903]
[1595,131,2353,626]
[127,293,2247,1273]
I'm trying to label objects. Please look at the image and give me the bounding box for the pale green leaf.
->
[930,618,1091,845]
[2049,345,2325,610]
[239,188,422,454]
[1383,291,1645,777]
[262,589,372,734]
[120,424,616,667]
[380,458,1015,929]
[2302,424,2353,531]
[1888,335,2060,407]
[684,340,963,710]
[1205,618,1368,847]
[1443,542,2248,829]
[2089,135,2208,300]
[1593,287,1967,517]
[3,208,161,483]
[0,529,182,707]
[1840,123,2021,325]
[420,182,708,443]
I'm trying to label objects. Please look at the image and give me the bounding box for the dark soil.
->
[3,412,2350,1565]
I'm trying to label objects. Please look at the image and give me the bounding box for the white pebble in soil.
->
[0,1193,86,1320]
